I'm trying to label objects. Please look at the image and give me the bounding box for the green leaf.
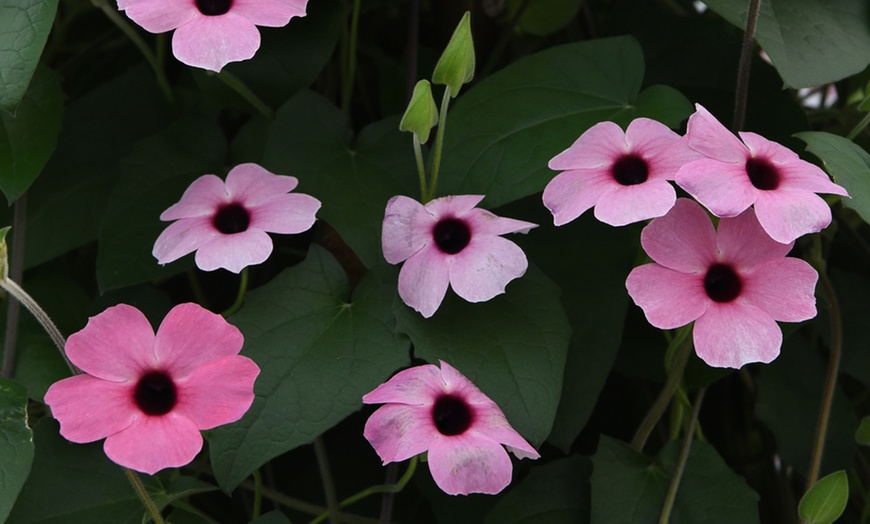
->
[0,378,33,522]
[150,477,219,512]
[704,0,870,88]
[8,419,143,523]
[795,131,870,224]
[484,455,591,524]
[393,262,571,446]
[438,36,692,208]
[209,246,410,491]
[250,511,292,524]
[0,64,64,204]
[23,65,173,269]
[798,471,849,524]
[432,11,475,97]
[507,0,583,36]
[263,91,418,267]
[590,437,760,524]
[0,0,58,112]
[857,416,870,446]
[96,114,228,292]
[400,80,439,144]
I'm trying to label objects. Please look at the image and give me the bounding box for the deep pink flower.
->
[44,303,259,475]
[153,163,320,273]
[625,199,818,368]
[363,360,540,495]
[675,104,848,244]
[544,118,701,226]
[117,0,308,72]
[382,195,536,318]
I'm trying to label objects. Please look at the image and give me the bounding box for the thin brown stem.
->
[2,195,27,378]
[732,0,762,132]
[314,436,340,524]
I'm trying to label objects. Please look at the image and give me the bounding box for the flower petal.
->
[715,207,793,271]
[425,195,486,219]
[225,163,298,206]
[676,158,757,217]
[752,188,833,244]
[154,303,244,377]
[382,195,434,264]
[739,132,801,164]
[742,258,818,322]
[172,15,260,72]
[44,375,137,443]
[175,355,259,429]
[230,0,307,26]
[428,433,514,495]
[463,208,536,236]
[396,246,450,318]
[593,179,676,226]
[153,216,218,266]
[363,364,444,406]
[65,304,157,381]
[778,162,850,196]
[119,0,196,33]
[104,413,203,475]
[448,235,528,303]
[639,199,717,272]
[685,104,748,163]
[693,303,782,368]
[624,118,680,157]
[160,174,227,221]
[542,168,614,226]
[625,263,708,329]
[251,193,321,234]
[548,121,627,170]
[194,228,274,272]
[363,404,434,464]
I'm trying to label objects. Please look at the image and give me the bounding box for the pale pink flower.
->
[44,303,259,475]
[153,163,320,273]
[544,118,701,227]
[625,199,818,369]
[363,360,540,495]
[381,195,536,318]
[117,0,308,72]
[675,104,848,244]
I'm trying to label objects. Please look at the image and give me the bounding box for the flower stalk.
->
[125,468,166,524]
[658,388,707,524]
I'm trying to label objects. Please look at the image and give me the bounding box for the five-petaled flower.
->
[675,104,848,244]
[153,162,321,273]
[544,118,700,227]
[363,360,540,495]
[44,303,259,475]
[117,0,309,72]
[625,199,818,368]
[381,194,536,318]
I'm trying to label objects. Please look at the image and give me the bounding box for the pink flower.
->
[381,195,536,318]
[363,360,540,495]
[544,118,701,227]
[44,303,259,475]
[675,104,848,244]
[117,0,308,72]
[625,199,818,368]
[153,163,320,273]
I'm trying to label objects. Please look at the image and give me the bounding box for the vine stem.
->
[846,112,870,141]
[427,88,452,202]
[413,135,428,202]
[804,237,843,492]
[124,469,166,524]
[658,388,707,524]
[632,325,693,452]
[314,436,340,524]
[341,0,362,116]
[221,267,249,317]
[732,0,762,132]
[1,195,26,378]
[216,72,274,119]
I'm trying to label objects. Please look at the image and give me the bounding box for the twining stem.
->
[847,112,870,141]
[124,469,166,524]
[805,237,843,491]
[314,436,340,524]
[413,135,428,202]
[427,88,453,201]
[341,0,362,116]
[2,196,27,378]
[216,71,275,120]
[252,469,263,519]
[732,0,762,132]
[632,325,694,452]
[92,0,174,105]
[311,457,418,524]
[221,268,249,317]
[659,388,707,524]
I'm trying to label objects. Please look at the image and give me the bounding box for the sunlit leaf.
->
[0,0,58,112]
[798,471,848,524]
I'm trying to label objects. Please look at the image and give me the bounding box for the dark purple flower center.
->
[433,218,471,255]
[746,157,780,190]
[134,371,177,416]
[704,263,742,303]
[213,202,251,234]
[611,154,649,186]
[195,0,232,16]
[432,394,473,436]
